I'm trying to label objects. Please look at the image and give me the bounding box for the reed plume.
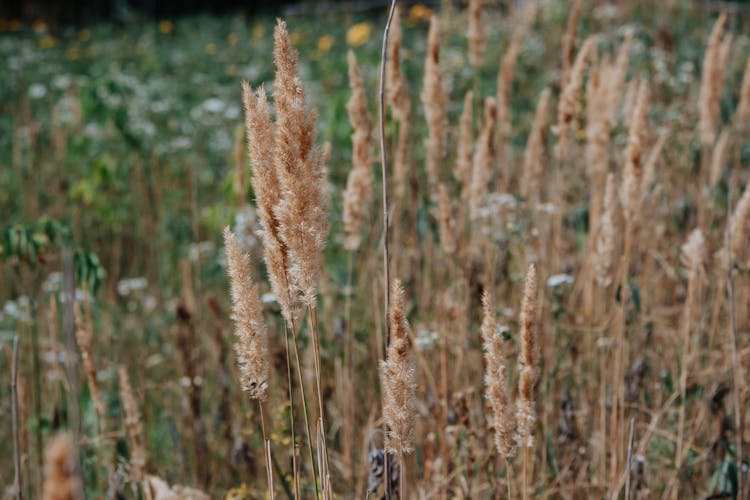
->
[481,291,515,458]
[729,187,750,264]
[736,57,750,126]
[272,19,330,307]
[42,433,84,500]
[437,183,456,254]
[698,12,729,148]
[380,280,417,456]
[496,26,524,166]
[709,129,730,188]
[516,264,538,449]
[119,365,146,483]
[343,50,374,252]
[620,80,650,236]
[586,31,633,232]
[467,0,487,68]
[555,36,596,160]
[640,133,667,199]
[560,0,582,88]
[593,173,619,288]
[456,90,474,200]
[521,88,550,204]
[421,16,448,189]
[387,7,412,199]
[223,227,270,400]
[241,82,295,323]
[470,97,497,221]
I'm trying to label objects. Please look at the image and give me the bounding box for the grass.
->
[1,1,749,498]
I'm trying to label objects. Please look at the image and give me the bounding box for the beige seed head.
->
[470,97,497,221]
[698,12,729,147]
[521,88,550,204]
[223,227,270,401]
[481,291,515,458]
[421,16,448,189]
[594,173,620,288]
[736,57,750,126]
[42,433,84,500]
[709,129,731,188]
[516,264,538,449]
[272,20,330,307]
[467,0,487,68]
[343,50,374,252]
[437,183,457,254]
[556,36,596,160]
[380,280,417,456]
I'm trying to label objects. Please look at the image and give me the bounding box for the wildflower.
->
[158,20,173,35]
[346,22,372,47]
[409,4,434,23]
[318,34,335,53]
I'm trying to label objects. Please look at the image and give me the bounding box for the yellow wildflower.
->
[252,24,265,41]
[204,43,217,55]
[346,22,372,47]
[158,20,173,35]
[38,35,57,49]
[290,32,302,45]
[409,3,434,23]
[228,32,238,46]
[318,34,335,53]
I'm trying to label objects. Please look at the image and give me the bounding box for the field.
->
[1,0,749,498]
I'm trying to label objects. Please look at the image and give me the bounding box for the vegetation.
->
[1,0,749,497]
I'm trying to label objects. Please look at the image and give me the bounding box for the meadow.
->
[1,0,749,498]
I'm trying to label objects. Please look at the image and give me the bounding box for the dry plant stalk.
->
[380,280,417,457]
[516,264,538,449]
[467,0,487,68]
[481,291,515,458]
[456,90,474,200]
[223,227,270,400]
[421,16,448,189]
[42,433,84,500]
[698,12,729,148]
[560,0,582,88]
[437,183,456,254]
[343,50,374,252]
[676,229,707,464]
[521,88,550,204]
[555,36,596,160]
[470,97,497,221]
[118,366,146,484]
